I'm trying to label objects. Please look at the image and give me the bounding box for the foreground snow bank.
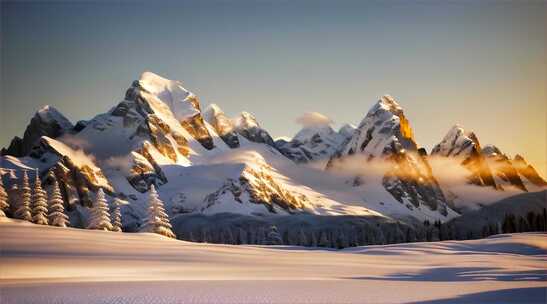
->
[1,219,546,304]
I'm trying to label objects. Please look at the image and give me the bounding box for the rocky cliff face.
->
[203,104,240,148]
[2,106,74,157]
[275,125,354,163]
[202,165,309,215]
[0,72,353,223]
[233,112,275,146]
[2,71,543,226]
[328,95,451,216]
[481,145,527,191]
[512,154,547,187]
[431,125,497,189]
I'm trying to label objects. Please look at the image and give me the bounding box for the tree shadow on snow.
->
[404,287,546,304]
[346,267,547,282]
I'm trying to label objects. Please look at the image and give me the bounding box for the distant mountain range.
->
[1,71,545,230]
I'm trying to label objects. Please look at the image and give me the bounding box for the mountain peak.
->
[35,105,73,130]
[139,70,167,82]
[432,125,498,189]
[205,103,223,114]
[514,154,525,162]
[338,123,356,136]
[511,154,547,187]
[1,105,74,157]
[234,111,259,129]
[203,104,240,148]
[481,144,502,156]
[432,124,480,158]
[373,94,404,115]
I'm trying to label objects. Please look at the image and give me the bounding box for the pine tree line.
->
[2,169,544,246]
[175,220,415,248]
[1,170,69,227]
[0,169,136,233]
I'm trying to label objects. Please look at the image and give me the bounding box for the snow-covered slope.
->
[327,95,456,221]
[2,219,546,304]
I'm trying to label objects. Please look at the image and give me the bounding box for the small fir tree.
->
[15,171,32,221]
[143,185,175,238]
[31,171,49,225]
[0,175,9,217]
[266,225,283,245]
[111,198,126,232]
[87,188,113,231]
[48,178,69,227]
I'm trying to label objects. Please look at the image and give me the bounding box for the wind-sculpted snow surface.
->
[1,219,546,304]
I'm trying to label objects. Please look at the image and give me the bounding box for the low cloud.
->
[58,134,92,150]
[295,112,333,127]
[326,153,522,210]
[102,154,135,175]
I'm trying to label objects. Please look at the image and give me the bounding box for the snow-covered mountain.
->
[431,125,497,189]
[512,154,547,188]
[1,106,74,157]
[430,125,546,193]
[275,124,355,163]
[327,95,455,220]
[232,111,276,146]
[0,72,381,230]
[1,72,545,230]
[202,104,240,148]
[480,145,527,191]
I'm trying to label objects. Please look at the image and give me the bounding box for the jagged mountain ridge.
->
[2,106,74,157]
[0,72,382,229]
[327,95,453,217]
[275,124,355,163]
[431,125,498,189]
[1,72,545,227]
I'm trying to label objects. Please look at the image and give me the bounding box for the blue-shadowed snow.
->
[1,218,546,304]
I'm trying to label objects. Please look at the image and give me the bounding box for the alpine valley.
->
[1,71,546,243]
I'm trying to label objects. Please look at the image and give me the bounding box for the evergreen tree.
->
[48,179,69,227]
[527,212,537,231]
[0,175,9,217]
[87,188,113,231]
[15,171,32,221]
[200,228,211,243]
[297,229,308,246]
[238,228,247,245]
[318,230,329,247]
[310,231,318,247]
[266,225,282,245]
[143,185,175,238]
[111,198,125,232]
[31,171,49,225]
[224,228,235,244]
[336,231,349,249]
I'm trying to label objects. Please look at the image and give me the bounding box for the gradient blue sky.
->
[1,0,546,174]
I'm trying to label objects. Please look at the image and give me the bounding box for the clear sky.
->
[1,1,545,175]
